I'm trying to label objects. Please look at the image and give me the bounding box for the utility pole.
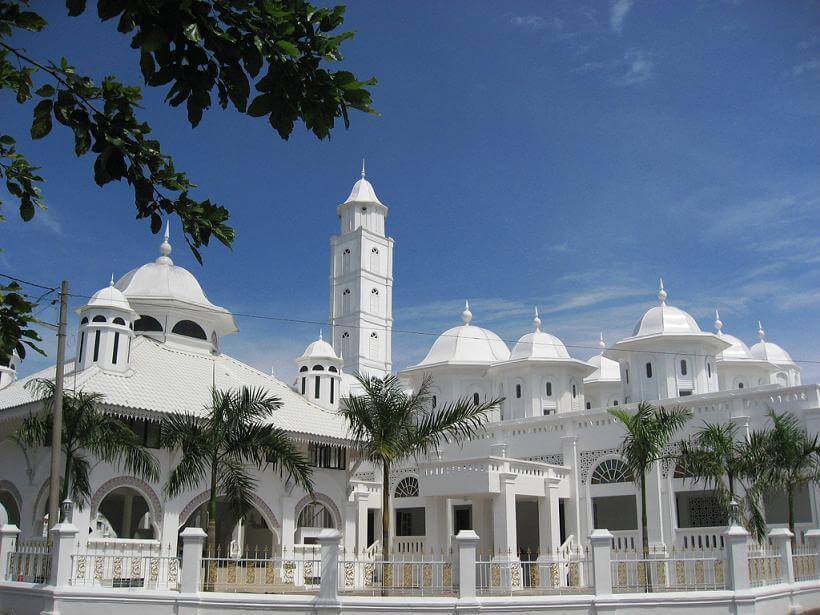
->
[47,280,68,530]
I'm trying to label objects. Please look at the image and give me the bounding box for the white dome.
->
[299,335,339,361]
[86,279,133,313]
[716,333,753,361]
[751,341,794,365]
[633,305,701,337]
[585,353,621,383]
[418,324,510,366]
[511,330,570,360]
[345,177,383,205]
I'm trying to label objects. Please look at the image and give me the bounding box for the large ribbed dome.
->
[632,280,700,337]
[415,302,510,366]
[716,333,753,361]
[299,334,338,361]
[749,323,795,365]
[510,310,570,360]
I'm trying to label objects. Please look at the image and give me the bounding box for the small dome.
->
[345,163,383,205]
[510,312,571,360]
[415,302,509,366]
[716,333,753,361]
[585,354,621,382]
[299,333,339,361]
[749,322,795,365]
[632,280,701,337]
[86,277,133,313]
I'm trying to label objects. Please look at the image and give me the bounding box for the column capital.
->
[316,528,342,546]
[768,527,794,543]
[724,524,750,541]
[0,524,20,537]
[180,526,207,542]
[588,528,614,544]
[454,529,480,545]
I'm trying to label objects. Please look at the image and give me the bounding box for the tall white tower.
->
[329,162,394,378]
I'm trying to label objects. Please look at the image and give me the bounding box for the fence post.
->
[455,529,480,601]
[589,529,613,595]
[769,528,794,584]
[0,524,20,580]
[804,529,820,581]
[48,520,78,587]
[180,527,207,593]
[725,523,750,590]
[316,528,342,606]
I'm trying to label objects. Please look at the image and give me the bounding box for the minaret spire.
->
[157,219,173,264]
[714,309,723,334]
[658,277,667,306]
[533,307,541,332]
[361,158,366,179]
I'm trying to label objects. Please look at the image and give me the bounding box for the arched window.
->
[112,332,120,364]
[313,365,325,371]
[586,402,591,410]
[395,477,419,498]
[297,502,335,529]
[113,317,125,326]
[92,330,101,362]
[625,367,629,384]
[330,378,335,405]
[590,459,631,484]
[473,392,480,406]
[314,376,321,399]
[342,288,351,313]
[515,384,522,399]
[172,320,207,340]
[342,248,351,274]
[369,332,379,359]
[134,315,163,332]
[328,366,337,373]
[370,288,379,313]
[80,317,88,325]
[738,382,744,389]
[341,332,350,358]
[545,382,552,397]
[613,400,619,406]
[301,377,306,395]
[680,360,688,376]
[300,366,308,372]
[96,486,155,539]
[572,384,577,398]
[370,247,380,273]
[432,395,437,409]
[645,362,653,379]
[92,315,106,323]
[78,331,86,363]
[707,362,712,378]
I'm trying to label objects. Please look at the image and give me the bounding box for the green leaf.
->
[0,135,14,146]
[247,94,274,117]
[19,199,35,221]
[30,100,53,139]
[183,22,202,43]
[141,27,168,53]
[15,12,47,32]
[35,84,55,98]
[66,0,87,17]
[276,40,300,58]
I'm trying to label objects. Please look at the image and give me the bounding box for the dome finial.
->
[157,219,173,264]
[658,277,667,305]
[109,273,114,287]
[758,320,765,341]
[533,307,541,331]
[714,309,723,334]
[361,158,366,179]
[319,329,323,341]
[461,300,472,325]
[599,330,606,353]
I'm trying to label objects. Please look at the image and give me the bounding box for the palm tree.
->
[17,379,159,509]
[753,410,820,540]
[609,401,691,561]
[677,421,767,540]
[161,386,314,553]
[339,374,502,560]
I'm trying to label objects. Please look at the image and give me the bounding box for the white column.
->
[769,527,795,584]
[0,524,20,580]
[48,520,79,587]
[355,492,369,554]
[537,480,561,556]
[589,529,614,595]
[316,528,342,606]
[121,492,134,539]
[492,473,517,559]
[343,499,357,555]
[561,435,581,543]
[455,529,480,601]
[180,527,207,593]
[725,524,750,591]
[280,495,298,556]
[645,464,666,551]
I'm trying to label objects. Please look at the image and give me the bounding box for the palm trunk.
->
[60,450,72,514]
[640,468,653,592]
[207,459,219,556]
[787,484,796,544]
[382,461,390,561]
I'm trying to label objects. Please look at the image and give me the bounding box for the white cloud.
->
[509,15,565,33]
[610,0,634,34]
[34,209,63,235]
[612,50,655,85]
[792,59,820,77]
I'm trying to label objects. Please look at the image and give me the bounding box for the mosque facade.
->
[0,170,816,562]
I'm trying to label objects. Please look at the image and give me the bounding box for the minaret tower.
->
[329,162,394,378]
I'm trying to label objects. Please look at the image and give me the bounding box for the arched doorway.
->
[94,487,156,539]
[588,458,638,550]
[296,501,336,544]
[179,497,277,555]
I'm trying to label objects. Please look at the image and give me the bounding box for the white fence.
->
[5,539,51,583]
[611,548,727,592]
[339,555,454,596]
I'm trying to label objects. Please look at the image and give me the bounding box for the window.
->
[134,315,163,332]
[586,402,591,410]
[707,362,712,378]
[307,444,346,470]
[645,362,653,378]
[515,384,522,399]
[313,365,325,371]
[125,418,161,449]
[112,332,120,364]
[395,477,419,498]
[78,331,85,363]
[301,377,306,395]
[625,368,629,384]
[680,360,688,376]
[330,378,335,404]
[473,392,480,405]
[369,332,379,358]
[172,320,207,340]
[543,408,554,416]
[342,289,351,313]
[370,288,379,312]
[92,315,106,322]
[432,395,437,409]
[341,332,350,358]
[300,366,308,372]
[81,317,88,325]
[92,330,101,362]
[370,247,380,273]
[395,508,425,536]
[679,390,692,397]
[590,459,631,484]
[113,317,125,326]
[342,248,351,273]
[738,382,744,389]
[298,503,335,529]
[314,376,321,399]
[328,366,337,373]
[572,384,577,398]
[613,400,619,406]
[545,382,552,397]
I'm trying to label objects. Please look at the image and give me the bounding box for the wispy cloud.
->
[577,49,656,86]
[610,0,634,34]
[791,59,820,77]
[34,209,63,235]
[509,14,565,33]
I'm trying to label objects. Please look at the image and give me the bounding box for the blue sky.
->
[3,1,819,383]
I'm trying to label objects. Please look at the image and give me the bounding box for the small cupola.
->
[0,350,20,390]
[295,331,343,411]
[76,275,137,373]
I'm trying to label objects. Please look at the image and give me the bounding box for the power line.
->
[5,272,820,366]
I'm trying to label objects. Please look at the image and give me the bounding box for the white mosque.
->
[0,168,816,564]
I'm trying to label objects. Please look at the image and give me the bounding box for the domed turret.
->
[336,160,388,236]
[76,276,137,373]
[510,308,571,360]
[750,322,801,387]
[584,333,622,409]
[295,331,342,411]
[413,301,510,367]
[713,311,776,390]
[114,222,237,354]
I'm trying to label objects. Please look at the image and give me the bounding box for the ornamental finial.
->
[361,158,366,179]
[462,300,472,325]
[599,331,606,352]
[758,321,765,341]
[533,307,541,331]
[658,277,667,305]
[109,273,114,287]
[157,220,173,264]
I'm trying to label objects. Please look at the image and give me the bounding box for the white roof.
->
[298,335,339,361]
[416,323,510,367]
[345,177,383,206]
[510,313,571,361]
[83,279,135,315]
[633,304,701,337]
[750,340,795,366]
[716,332,753,361]
[585,353,621,383]
[0,337,351,443]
